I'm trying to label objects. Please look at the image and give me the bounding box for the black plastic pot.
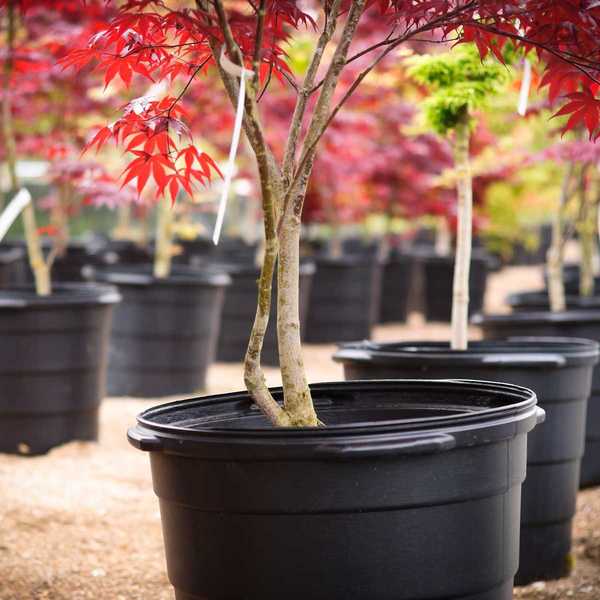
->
[421,250,489,322]
[378,253,413,324]
[334,339,598,585]
[217,261,315,366]
[305,256,381,343]
[0,245,27,287]
[98,266,230,397]
[90,239,153,268]
[474,311,600,491]
[128,379,542,600]
[0,283,120,455]
[179,237,259,267]
[507,290,600,312]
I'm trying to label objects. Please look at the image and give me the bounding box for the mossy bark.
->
[2,1,50,295]
[450,115,472,351]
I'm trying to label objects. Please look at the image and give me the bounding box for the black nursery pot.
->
[128,379,542,600]
[508,290,600,312]
[421,250,489,322]
[378,252,413,324]
[217,261,315,366]
[0,283,120,455]
[0,245,26,287]
[334,339,598,585]
[475,311,600,490]
[305,256,381,343]
[98,266,230,397]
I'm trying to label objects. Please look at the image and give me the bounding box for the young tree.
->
[1,0,116,293]
[409,44,507,349]
[65,1,600,426]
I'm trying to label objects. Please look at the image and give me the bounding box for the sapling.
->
[2,0,49,294]
[71,1,600,426]
[409,45,506,350]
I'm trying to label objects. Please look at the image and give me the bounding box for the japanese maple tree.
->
[1,0,117,294]
[64,0,600,427]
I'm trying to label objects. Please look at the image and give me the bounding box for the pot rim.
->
[215,260,316,277]
[333,338,600,368]
[96,264,231,288]
[507,290,600,308]
[128,380,541,459]
[0,282,121,308]
[473,310,600,325]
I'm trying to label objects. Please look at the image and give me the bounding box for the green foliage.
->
[408,45,508,134]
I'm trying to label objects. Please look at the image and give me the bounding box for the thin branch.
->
[281,0,343,185]
[252,0,266,93]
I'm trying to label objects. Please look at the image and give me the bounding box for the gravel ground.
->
[3,265,599,600]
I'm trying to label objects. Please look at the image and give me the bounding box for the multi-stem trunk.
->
[577,165,596,298]
[278,204,319,427]
[547,164,574,312]
[450,114,472,351]
[153,198,174,279]
[2,1,49,295]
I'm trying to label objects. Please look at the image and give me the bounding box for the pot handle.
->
[314,433,456,459]
[481,354,567,368]
[536,407,546,425]
[127,427,163,452]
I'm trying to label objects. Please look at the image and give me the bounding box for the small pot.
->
[305,256,381,343]
[378,253,413,324]
[128,379,542,600]
[216,261,315,366]
[334,338,598,585]
[474,311,600,490]
[420,249,489,322]
[0,283,120,454]
[98,265,230,397]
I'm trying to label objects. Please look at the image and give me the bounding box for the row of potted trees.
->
[2,1,600,599]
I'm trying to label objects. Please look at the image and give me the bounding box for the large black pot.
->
[90,239,153,268]
[98,266,230,397]
[179,237,259,267]
[217,261,315,366]
[507,290,600,312]
[421,250,489,322]
[305,256,381,343]
[378,253,413,324]
[475,311,600,490]
[334,339,598,585]
[128,379,542,600]
[0,283,120,454]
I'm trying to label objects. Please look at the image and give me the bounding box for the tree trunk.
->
[2,1,49,295]
[153,199,174,279]
[547,164,574,312]
[450,115,472,351]
[435,217,452,256]
[278,208,318,426]
[113,203,132,240]
[578,165,596,298]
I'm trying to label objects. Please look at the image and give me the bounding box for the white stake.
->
[518,59,532,117]
[0,188,31,242]
[213,48,254,245]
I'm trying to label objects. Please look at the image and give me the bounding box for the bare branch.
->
[252,0,266,93]
[281,0,343,185]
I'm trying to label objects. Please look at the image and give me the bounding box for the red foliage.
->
[52,0,600,209]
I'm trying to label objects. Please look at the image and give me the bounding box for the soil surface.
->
[2,264,599,599]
